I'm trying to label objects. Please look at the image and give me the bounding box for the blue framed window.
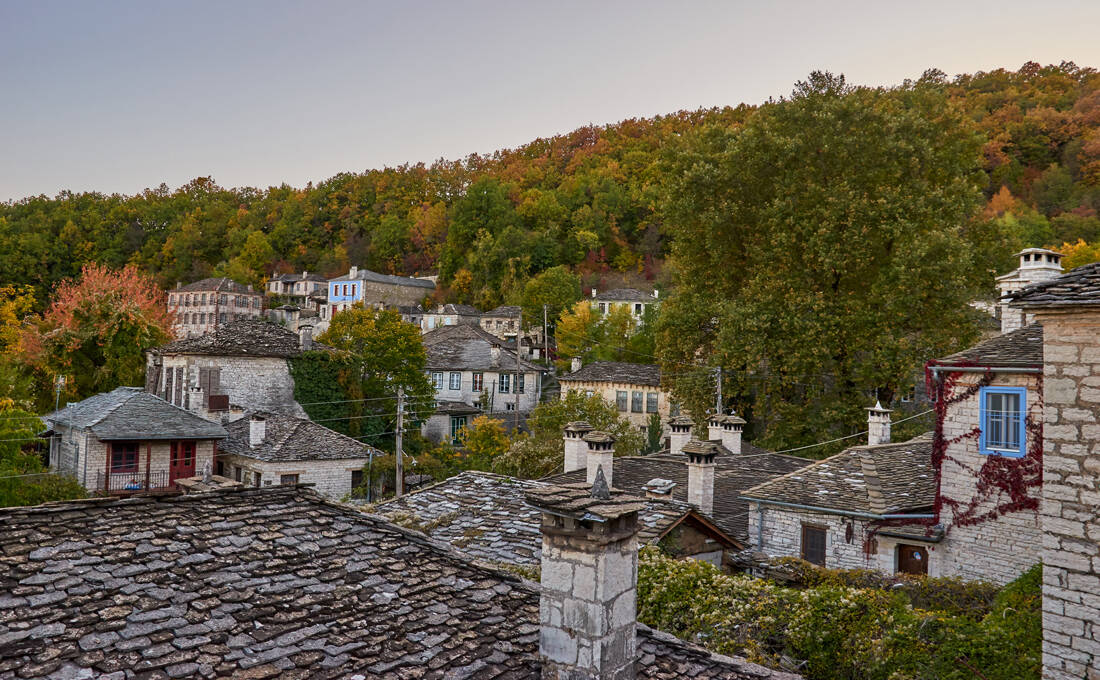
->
[979,386,1026,458]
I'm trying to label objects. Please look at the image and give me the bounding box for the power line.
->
[769,409,934,455]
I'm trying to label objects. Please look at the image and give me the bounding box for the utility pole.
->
[395,387,404,498]
[715,366,722,414]
[543,304,549,362]
[514,340,522,432]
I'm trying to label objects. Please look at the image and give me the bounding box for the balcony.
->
[96,470,171,494]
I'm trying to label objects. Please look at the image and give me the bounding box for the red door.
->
[169,441,196,484]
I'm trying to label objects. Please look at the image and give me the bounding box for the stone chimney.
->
[570,356,583,374]
[668,416,693,456]
[652,290,659,299]
[188,386,205,416]
[176,281,182,289]
[719,413,745,454]
[590,287,597,299]
[641,478,675,500]
[683,440,718,516]
[298,325,313,351]
[349,265,359,278]
[707,414,725,441]
[490,344,501,363]
[866,401,892,446]
[583,430,615,488]
[526,478,643,680]
[563,421,594,473]
[249,415,266,447]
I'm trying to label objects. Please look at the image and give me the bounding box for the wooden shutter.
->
[801,525,827,566]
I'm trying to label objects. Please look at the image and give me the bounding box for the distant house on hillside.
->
[41,386,227,495]
[266,271,328,308]
[145,319,328,418]
[592,287,658,318]
[324,265,434,321]
[558,360,670,435]
[167,278,264,338]
[420,303,481,332]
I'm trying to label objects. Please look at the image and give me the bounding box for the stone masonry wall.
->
[560,380,671,431]
[218,453,368,499]
[155,355,305,417]
[936,371,1044,585]
[1033,311,1100,679]
[72,435,215,492]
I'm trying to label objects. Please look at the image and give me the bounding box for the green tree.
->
[555,301,603,370]
[520,265,581,331]
[643,412,663,454]
[222,230,275,289]
[659,72,986,450]
[495,390,645,478]
[457,416,512,470]
[0,401,86,506]
[314,305,435,448]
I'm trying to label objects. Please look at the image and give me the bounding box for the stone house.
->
[545,417,810,545]
[421,400,484,446]
[323,265,435,320]
[995,247,1063,332]
[592,287,658,318]
[422,324,543,419]
[145,319,326,418]
[265,271,328,308]
[379,468,740,568]
[216,412,380,499]
[0,481,798,679]
[420,303,481,332]
[41,386,226,494]
[558,360,671,435]
[167,277,265,339]
[480,304,522,339]
[1006,263,1100,679]
[743,325,1045,583]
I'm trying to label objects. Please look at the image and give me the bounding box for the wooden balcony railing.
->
[96,470,170,494]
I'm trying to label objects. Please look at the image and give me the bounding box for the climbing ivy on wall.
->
[288,351,361,437]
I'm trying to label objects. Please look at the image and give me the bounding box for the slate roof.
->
[433,400,483,416]
[175,277,257,294]
[219,412,381,463]
[270,272,327,283]
[933,324,1043,369]
[741,434,937,516]
[560,361,662,387]
[483,305,521,318]
[423,324,541,372]
[331,267,435,289]
[427,303,481,316]
[595,288,653,302]
[544,445,810,542]
[1008,261,1100,308]
[378,471,739,566]
[0,486,794,679]
[42,387,227,441]
[154,319,331,358]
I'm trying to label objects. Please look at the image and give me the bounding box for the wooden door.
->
[169,441,197,484]
[897,544,929,575]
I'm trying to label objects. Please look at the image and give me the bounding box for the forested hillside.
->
[4,61,1099,313]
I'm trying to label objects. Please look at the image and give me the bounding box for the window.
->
[431,372,444,390]
[631,391,643,413]
[979,386,1026,457]
[200,293,206,305]
[646,392,658,413]
[472,372,483,392]
[185,294,191,306]
[616,391,628,411]
[109,442,139,473]
[599,303,607,314]
[219,313,226,323]
[499,374,511,393]
[169,295,175,306]
[254,472,262,488]
[635,303,643,315]
[351,469,365,497]
[450,416,467,445]
[219,294,227,305]
[801,525,827,566]
[280,474,299,485]
[449,372,461,390]
[234,467,242,482]
[198,313,205,325]
[516,373,525,394]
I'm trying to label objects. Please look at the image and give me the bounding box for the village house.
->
[145,318,325,418]
[422,324,543,429]
[480,304,523,339]
[323,265,435,321]
[215,411,380,499]
[558,360,672,435]
[40,386,226,494]
[995,247,1064,332]
[420,302,481,331]
[265,270,328,308]
[167,277,265,338]
[1006,263,1100,679]
[421,399,484,446]
[592,287,658,318]
[0,483,798,679]
[544,416,810,544]
[742,324,1045,583]
[379,466,740,568]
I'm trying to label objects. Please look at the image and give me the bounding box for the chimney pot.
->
[584,430,616,488]
[188,386,205,416]
[642,478,676,499]
[570,356,582,373]
[866,401,892,446]
[349,265,359,278]
[683,440,717,516]
[250,415,266,447]
[563,421,594,472]
[719,412,745,454]
[299,325,313,351]
[668,416,693,456]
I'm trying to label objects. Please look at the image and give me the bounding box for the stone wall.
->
[63,434,215,492]
[935,371,1044,584]
[1032,310,1100,679]
[218,453,368,499]
[150,354,305,417]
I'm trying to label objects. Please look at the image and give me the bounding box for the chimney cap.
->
[724,412,747,425]
[564,420,595,433]
[525,482,645,522]
[669,415,694,427]
[682,439,720,463]
[642,478,676,496]
[866,400,892,414]
[582,430,615,444]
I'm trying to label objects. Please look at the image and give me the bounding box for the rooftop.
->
[483,305,522,318]
[0,486,788,679]
[378,471,737,566]
[428,303,481,316]
[174,277,257,294]
[219,412,382,463]
[154,319,331,358]
[742,434,937,516]
[269,272,328,283]
[423,324,542,372]
[42,387,227,441]
[933,323,1043,369]
[1008,261,1100,308]
[331,267,435,289]
[544,444,810,542]
[595,288,654,302]
[560,360,661,387]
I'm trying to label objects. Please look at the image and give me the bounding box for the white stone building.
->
[216,412,380,499]
[591,287,658,318]
[558,360,671,435]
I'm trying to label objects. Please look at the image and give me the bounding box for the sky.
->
[3,0,1100,202]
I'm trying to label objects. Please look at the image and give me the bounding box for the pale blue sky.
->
[2,0,1099,202]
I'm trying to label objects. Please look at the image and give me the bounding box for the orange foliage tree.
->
[22,263,173,407]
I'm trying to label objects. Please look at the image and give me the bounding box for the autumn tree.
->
[658,72,987,450]
[0,285,37,407]
[520,265,581,331]
[457,416,511,470]
[21,264,172,409]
